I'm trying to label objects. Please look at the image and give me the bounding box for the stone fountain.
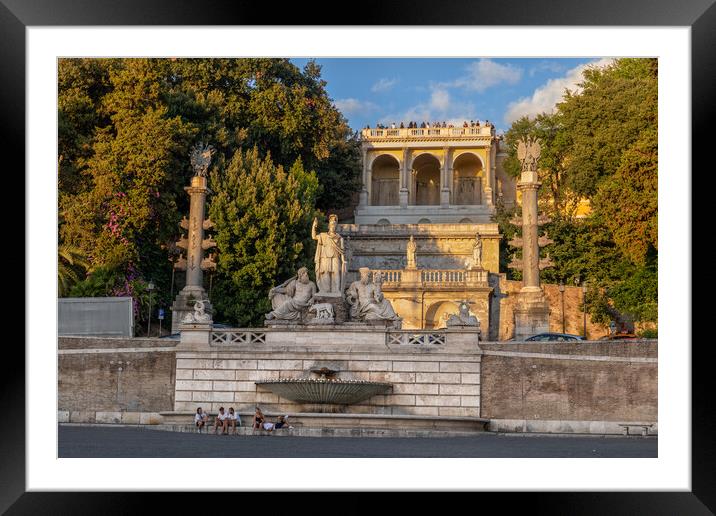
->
[255,367,391,409]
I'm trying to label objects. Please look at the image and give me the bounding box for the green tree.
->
[557,58,657,198]
[592,128,658,265]
[208,147,320,326]
[501,58,658,326]
[58,58,359,318]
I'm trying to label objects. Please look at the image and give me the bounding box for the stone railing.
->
[361,126,493,139]
[422,269,465,285]
[379,270,402,284]
[377,268,488,288]
[386,330,447,346]
[211,330,266,346]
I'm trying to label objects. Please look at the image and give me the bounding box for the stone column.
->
[171,144,217,333]
[518,176,541,293]
[484,145,493,206]
[490,142,497,206]
[359,147,369,207]
[399,147,409,208]
[185,176,208,288]
[440,146,450,208]
[513,137,549,339]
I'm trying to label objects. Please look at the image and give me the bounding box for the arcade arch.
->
[370,154,400,206]
[452,153,483,205]
[411,153,441,206]
[424,300,460,330]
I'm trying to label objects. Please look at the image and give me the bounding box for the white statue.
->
[406,235,417,269]
[182,299,212,323]
[312,215,346,295]
[446,301,479,327]
[472,234,482,269]
[265,267,317,321]
[308,302,335,322]
[346,267,400,322]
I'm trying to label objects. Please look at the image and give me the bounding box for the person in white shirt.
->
[214,407,229,435]
[194,407,208,433]
[227,407,240,434]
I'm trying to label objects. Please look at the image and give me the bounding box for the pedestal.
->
[440,187,450,208]
[399,188,409,208]
[358,188,368,208]
[171,286,212,334]
[513,291,550,340]
[177,322,212,351]
[401,268,421,288]
[310,294,349,324]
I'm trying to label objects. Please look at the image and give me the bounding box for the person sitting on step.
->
[252,406,265,430]
[194,407,208,433]
[227,407,240,434]
[214,407,229,435]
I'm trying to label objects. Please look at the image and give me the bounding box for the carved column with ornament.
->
[171,143,218,333]
[509,137,554,340]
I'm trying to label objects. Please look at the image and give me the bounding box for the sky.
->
[291,58,614,134]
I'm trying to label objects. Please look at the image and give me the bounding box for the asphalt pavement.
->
[58,425,657,458]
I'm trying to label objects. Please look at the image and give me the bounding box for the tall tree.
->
[208,147,319,326]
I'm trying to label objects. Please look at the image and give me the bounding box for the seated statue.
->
[345,267,399,322]
[446,301,479,327]
[265,267,317,321]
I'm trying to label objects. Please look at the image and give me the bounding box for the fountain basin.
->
[256,378,392,405]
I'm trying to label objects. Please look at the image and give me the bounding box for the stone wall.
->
[57,334,658,434]
[174,328,481,418]
[493,277,609,340]
[58,337,177,423]
[479,341,657,426]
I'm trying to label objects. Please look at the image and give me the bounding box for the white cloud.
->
[528,60,568,77]
[430,89,450,112]
[445,59,523,92]
[371,77,398,93]
[334,98,378,115]
[380,87,478,127]
[504,58,615,124]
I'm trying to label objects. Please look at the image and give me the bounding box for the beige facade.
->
[344,124,514,332]
[356,125,514,225]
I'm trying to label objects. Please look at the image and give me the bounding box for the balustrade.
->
[211,330,266,345]
[362,126,492,139]
[376,268,485,287]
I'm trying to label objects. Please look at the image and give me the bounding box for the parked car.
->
[524,332,585,342]
[598,333,639,341]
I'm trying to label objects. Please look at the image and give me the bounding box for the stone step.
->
[159,411,489,434]
[148,423,487,438]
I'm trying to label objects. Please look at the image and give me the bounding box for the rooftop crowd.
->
[365,120,493,130]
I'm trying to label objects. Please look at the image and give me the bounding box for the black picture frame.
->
[6,0,708,512]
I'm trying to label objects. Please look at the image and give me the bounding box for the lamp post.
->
[582,282,587,339]
[147,281,155,336]
[559,280,565,333]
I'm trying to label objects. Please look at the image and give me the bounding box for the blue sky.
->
[291,58,613,134]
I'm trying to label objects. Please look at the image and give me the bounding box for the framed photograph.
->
[9,0,708,511]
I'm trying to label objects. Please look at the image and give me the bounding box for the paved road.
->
[58,426,657,458]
